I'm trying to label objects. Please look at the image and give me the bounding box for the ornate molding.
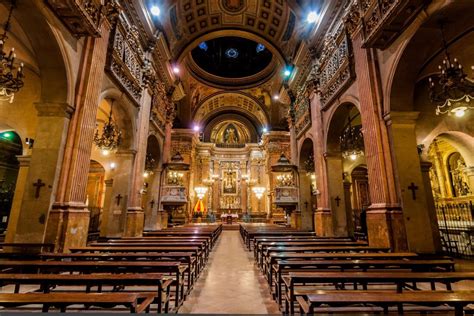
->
[359,0,429,49]
[106,14,146,105]
[294,87,311,138]
[314,26,355,109]
[45,0,106,37]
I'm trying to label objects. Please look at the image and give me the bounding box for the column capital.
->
[16,155,31,167]
[34,102,74,118]
[420,161,433,172]
[384,111,420,125]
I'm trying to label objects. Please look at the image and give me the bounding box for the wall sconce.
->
[25,138,34,149]
[109,162,117,170]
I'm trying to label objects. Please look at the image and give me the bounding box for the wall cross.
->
[33,179,45,199]
[408,182,419,200]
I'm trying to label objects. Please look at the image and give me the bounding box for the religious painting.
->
[224,125,239,144]
[222,169,238,195]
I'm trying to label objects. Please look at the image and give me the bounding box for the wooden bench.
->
[296,291,474,316]
[277,260,456,309]
[256,240,367,267]
[0,260,187,309]
[0,292,155,313]
[0,243,55,253]
[282,270,472,313]
[40,252,198,292]
[0,273,173,313]
[261,246,390,274]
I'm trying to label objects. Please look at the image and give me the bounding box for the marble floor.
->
[180,231,280,314]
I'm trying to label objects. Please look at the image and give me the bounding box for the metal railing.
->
[436,200,474,258]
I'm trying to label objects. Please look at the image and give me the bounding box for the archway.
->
[143,135,162,230]
[325,103,364,237]
[0,131,22,233]
[427,136,473,257]
[350,165,370,240]
[299,138,316,231]
[86,160,106,241]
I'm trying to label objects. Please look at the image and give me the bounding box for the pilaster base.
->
[290,211,302,229]
[314,208,333,236]
[45,204,90,252]
[367,204,408,251]
[156,211,168,230]
[124,208,145,237]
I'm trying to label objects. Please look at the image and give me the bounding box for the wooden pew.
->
[0,292,155,313]
[0,260,186,309]
[71,246,204,272]
[295,291,474,316]
[0,243,55,253]
[0,273,173,313]
[277,261,457,308]
[40,252,198,291]
[261,246,390,274]
[255,241,367,267]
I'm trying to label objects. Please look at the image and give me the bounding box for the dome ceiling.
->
[162,0,301,61]
[191,37,273,78]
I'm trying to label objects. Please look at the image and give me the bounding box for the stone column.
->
[352,32,407,251]
[431,142,449,198]
[99,179,113,237]
[162,123,173,164]
[46,18,113,252]
[5,156,30,243]
[385,111,440,253]
[125,90,152,237]
[13,103,72,246]
[240,161,247,213]
[311,95,333,236]
[325,154,348,237]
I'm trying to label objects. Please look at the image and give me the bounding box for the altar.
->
[220,212,239,224]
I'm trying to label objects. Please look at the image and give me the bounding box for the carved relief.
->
[294,88,311,138]
[106,14,147,105]
[313,27,354,109]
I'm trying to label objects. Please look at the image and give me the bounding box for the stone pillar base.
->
[315,208,333,236]
[124,208,145,237]
[156,210,168,230]
[367,204,408,251]
[290,211,302,229]
[45,204,90,252]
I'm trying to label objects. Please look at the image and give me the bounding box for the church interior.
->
[0,0,473,314]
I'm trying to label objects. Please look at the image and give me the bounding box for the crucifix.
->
[150,199,155,209]
[33,179,45,199]
[115,194,123,206]
[335,196,341,207]
[408,182,419,200]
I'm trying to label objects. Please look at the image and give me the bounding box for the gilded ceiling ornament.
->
[221,0,245,13]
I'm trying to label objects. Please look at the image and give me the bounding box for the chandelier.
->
[195,186,208,200]
[252,186,265,200]
[143,154,156,178]
[428,23,474,117]
[0,0,24,104]
[93,100,122,156]
[340,121,364,161]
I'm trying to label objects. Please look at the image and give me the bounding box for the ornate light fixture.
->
[195,186,208,200]
[252,186,265,200]
[143,154,156,178]
[340,119,364,161]
[93,100,122,156]
[428,23,474,117]
[0,0,24,104]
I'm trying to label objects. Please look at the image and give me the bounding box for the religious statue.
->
[224,126,238,144]
[451,158,471,197]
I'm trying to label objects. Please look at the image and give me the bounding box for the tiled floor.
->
[180,231,279,314]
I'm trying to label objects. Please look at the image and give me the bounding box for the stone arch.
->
[298,138,315,231]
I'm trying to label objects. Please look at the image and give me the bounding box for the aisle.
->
[180,231,279,314]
